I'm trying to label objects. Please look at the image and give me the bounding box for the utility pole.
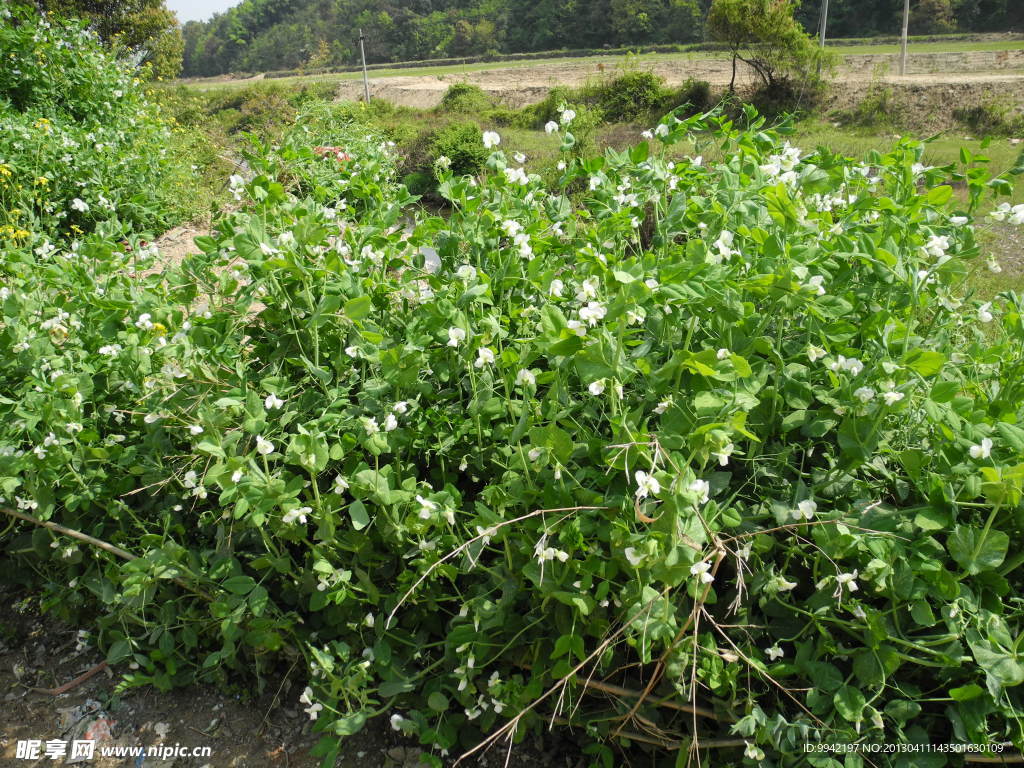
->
[819,0,829,49]
[899,0,910,75]
[817,0,829,75]
[359,29,370,103]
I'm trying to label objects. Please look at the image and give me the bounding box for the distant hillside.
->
[181,0,1022,77]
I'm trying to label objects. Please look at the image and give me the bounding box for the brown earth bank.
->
[332,50,1024,133]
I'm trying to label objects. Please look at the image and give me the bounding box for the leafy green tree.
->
[36,0,183,77]
[707,0,833,92]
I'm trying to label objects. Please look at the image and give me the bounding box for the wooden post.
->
[359,29,370,103]
[899,0,910,75]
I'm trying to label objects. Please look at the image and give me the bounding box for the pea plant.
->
[3,90,1024,767]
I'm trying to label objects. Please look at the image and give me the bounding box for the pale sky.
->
[167,0,240,23]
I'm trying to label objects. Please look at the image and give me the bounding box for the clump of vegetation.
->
[429,121,490,178]
[955,99,1024,137]
[659,77,715,117]
[5,55,1024,765]
[437,83,495,114]
[585,70,665,123]
[0,5,178,238]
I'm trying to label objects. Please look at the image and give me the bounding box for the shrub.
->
[955,99,1024,137]
[658,78,714,118]
[588,70,667,123]
[428,121,490,178]
[4,101,1024,767]
[438,83,495,114]
[0,5,175,238]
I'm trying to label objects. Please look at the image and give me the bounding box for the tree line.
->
[179,0,1021,77]
[19,0,1024,80]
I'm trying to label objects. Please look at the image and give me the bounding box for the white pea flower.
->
[578,301,606,326]
[255,435,274,455]
[183,470,198,489]
[836,570,859,592]
[745,743,766,761]
[345,345,359,358]
[654,399,672,415]
[447,327,466,347]
[623,547,644,567]
[634,470,660,499]
[978,302,994,323]
[854,386,875,403]
[641,129,653,139]
[416,495,438,519]
[456,264,476,281]
[765,645,784,661]
[689,479,711,505]
[264,393,284,410]
[548,278,564,297]
[393,401,409,414]
[231,470,244,483]
[384,413,398,431]
[773,576,798,592]
[588,379,606,396]
[794,500,817,520]
[516,369,536,388]
[969,437,992,459]
[71,198,89,212]
[713,443,734,467]
[282,506,310,525]
[882,391,904,406]
[475,347,496,367]
[807,345,826,363]
[544,121,559,134]
[390,713,407,731]
[567,319,586,337]
[513,152,526,164]
[559,108,576,125]
[716,348,730,360]
[654,123,669,138]
[690,560,714,584]
[482,131,501,149]
[189,425,204,435]
[362,417,380,436]
[950,216,969,226]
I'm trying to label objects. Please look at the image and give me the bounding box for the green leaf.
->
[948,526,1008,574]
[106,639,132,664]
[378,679,414,697]
[926,185,953,206]
[333,711,368,736]
[427,692,449,711]
[222,575,257,595]
[834,685,866,722]
[902,349,945,377]
[348,500,370,531]
[949,684,986,702]
[343,295,373,322]
[995,422,1024,455]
